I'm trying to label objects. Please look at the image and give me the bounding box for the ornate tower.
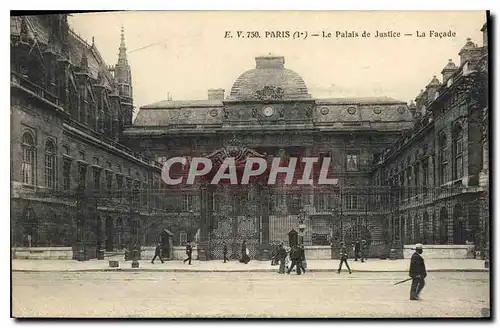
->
[115,26,134,127]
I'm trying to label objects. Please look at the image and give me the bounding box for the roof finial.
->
[92,36,95,46]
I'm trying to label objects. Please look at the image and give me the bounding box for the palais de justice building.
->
[11,14,489,261]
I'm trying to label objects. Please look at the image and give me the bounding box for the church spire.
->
[118,25,128,66]
[114,25,133,128]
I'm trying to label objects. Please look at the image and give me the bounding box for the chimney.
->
[441,59,458,83]
[208,88,225,101]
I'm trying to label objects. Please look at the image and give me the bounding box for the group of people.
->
[272,243,307,275]
[151,241,193,265]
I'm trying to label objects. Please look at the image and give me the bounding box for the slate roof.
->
[315,96,405,105]
[141,100,223,109]
[10,15,116,89]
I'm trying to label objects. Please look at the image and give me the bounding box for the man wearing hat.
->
[409,243,427,300]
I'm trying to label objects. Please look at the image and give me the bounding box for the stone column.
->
[197,181,210,261]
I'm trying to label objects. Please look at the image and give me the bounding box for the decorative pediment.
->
[205,136,267,166]
[253,85,284,101]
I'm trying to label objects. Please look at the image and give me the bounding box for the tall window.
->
[106,171,113,196]
[126,178,132,202]
[345,194,358,210]
[452,123,464,180]
[422,160,428,190]
[439,133,448,185]
[78,164,87,189]
[21,132,35,185]
[132,181,140,207]
[116,175,123,199]
[44,140,56,189]
[182,194,193,212]
[93,169,101,190]
[346,152,359,171]
[62,159,71,190]
[286,191,303,215]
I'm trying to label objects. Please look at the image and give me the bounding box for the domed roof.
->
[229,55,310,100]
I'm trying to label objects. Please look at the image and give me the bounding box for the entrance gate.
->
[206,184,266,260]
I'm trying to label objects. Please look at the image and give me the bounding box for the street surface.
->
[12,271,489,318]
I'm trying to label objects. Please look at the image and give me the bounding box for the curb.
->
[12,268,489,273]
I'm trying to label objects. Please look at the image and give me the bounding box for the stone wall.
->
[12,247,73,260]
[403,244,469,259]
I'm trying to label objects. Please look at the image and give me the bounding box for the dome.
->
[229,55,310,100]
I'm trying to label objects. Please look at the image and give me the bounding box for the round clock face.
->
[263,106,274,117]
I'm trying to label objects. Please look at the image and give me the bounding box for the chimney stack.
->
[208,88,225,101]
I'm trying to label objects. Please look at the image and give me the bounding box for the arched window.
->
[452,123,464,180]
[21,132,35,185]
[44,139,56,189]
[439,133,448,185]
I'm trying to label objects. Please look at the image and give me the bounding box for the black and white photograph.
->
[9,10,490,318]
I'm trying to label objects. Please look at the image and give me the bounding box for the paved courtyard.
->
[12,271,489,318]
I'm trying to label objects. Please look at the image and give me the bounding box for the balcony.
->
[11,72,61,108]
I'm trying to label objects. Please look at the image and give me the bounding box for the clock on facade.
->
[263,106,274,117]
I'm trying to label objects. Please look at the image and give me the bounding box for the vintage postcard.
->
[10,10,490,318]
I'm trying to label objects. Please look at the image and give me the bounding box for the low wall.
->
[141,246,199,261]
[403,244,471,259]
[12,247,73,260]
[304,246,331,260]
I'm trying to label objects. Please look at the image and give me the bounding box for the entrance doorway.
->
[105,216,114,251]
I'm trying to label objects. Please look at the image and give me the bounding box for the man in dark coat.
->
[409,243,427,300]
[151,242,164,264]
[354,239,361,261]
[183,241,193,265]
[287,245,302,275]
[276,243,287,274]
[222,241,228,263]
[298,245,306,274]
[337,242,352,274]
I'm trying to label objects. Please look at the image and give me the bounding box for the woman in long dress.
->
[239,240,250,264]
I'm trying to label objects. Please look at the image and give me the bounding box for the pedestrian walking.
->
[151,242,164,264]
[239,240,250,264]
[287,245,302,275]
[354,239,361,261]
[276,243,287,274]
[360,239,367,263]
[183,241,193,265]
[409,243,427,301]
[222,241,228,263]
[298,245,306,274]
[337,242,352,274]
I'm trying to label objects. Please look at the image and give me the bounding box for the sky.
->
[69,11,486,114]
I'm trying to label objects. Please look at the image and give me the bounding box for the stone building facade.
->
[10,14,489,260]
[371,23,489,258]
[10,15,167,259]
[123,55,417,259]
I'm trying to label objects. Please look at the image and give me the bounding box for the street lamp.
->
[298,208,306,245]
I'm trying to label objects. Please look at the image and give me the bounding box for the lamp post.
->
[298,208,306,245]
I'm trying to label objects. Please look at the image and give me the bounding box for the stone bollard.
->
[77,248,86,261]
[389,249,397,260]
[131,247,140,268]
[97,248,105,260]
